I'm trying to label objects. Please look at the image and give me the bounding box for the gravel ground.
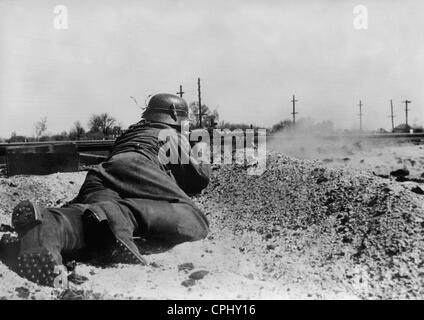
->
[0,152,423,299]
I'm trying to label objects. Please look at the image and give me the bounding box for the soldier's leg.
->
[123,198,209,246]
[67,171,148,265]
[69,171,208,263]
[82,199,147,265]
[81,197,208,262]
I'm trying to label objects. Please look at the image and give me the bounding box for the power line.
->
[388,99,395,132]
[402,99,411,127]
[291,94,298,124]
[176,85,184,98]
[198,78,202,127]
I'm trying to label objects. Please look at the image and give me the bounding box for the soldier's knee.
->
[190,221,209,241]
[168,203,207,241]
[177,218,208,242]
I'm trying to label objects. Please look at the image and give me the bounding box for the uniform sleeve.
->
[167,133,211,195]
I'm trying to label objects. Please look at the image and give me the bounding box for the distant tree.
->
[84,131,105,140]
[271,118,335,134]
[34,117,47,140]
[218,121,259,131]
[8,131,27,143]
[271,119,293,133]
[69,121,85,140]
[413,125,424,133]
[111,125,123,138]
[188,102,219,129]
[88,113,116,138]
[45,131,69,141]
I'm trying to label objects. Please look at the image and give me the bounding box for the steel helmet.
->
[142,93,189,126]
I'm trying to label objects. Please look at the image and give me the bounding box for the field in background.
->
[268,134,424,181]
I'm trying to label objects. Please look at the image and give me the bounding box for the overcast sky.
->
[0,0,423,138]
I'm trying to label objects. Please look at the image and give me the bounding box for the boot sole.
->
[111,239,148,265]
[16,249,68,288]
[12,201,68,288]
[12,200,41,233]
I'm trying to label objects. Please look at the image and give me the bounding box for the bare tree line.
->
[6,113,122,143]
[4,102,221,143]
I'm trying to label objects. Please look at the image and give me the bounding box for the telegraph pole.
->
[291,94,298,124]
[358,100,363,132]
[402,99,411,127]
[198,78,202,127]
[389,99,395,132]
[177,85,184,97]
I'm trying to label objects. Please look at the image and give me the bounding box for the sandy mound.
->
[0,153,423,299]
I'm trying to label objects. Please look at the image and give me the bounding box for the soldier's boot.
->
[11,200,84,288]
[83,209,147,265]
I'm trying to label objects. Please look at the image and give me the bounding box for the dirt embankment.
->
[0,153,423,299]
